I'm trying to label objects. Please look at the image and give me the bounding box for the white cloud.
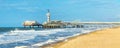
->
[0,0,29,7]
[15,7,40,12]
[0,1,40,12]
[61,0,112,8]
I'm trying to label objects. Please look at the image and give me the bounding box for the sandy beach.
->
[43,27,120,48]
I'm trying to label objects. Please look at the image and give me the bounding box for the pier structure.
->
[43,9,64,28]
[78,22,120,28]
[42,9,120,28]
[42,9,84,28]
[23,9,120,28]
[23,21,43,28]
[43,20,65,28]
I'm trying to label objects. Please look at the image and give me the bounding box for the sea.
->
[0,27,109,48]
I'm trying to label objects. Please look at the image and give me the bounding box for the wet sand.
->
[43,27,120,48]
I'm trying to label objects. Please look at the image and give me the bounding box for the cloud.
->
[15,7,40,12]
[0,1,28,7]
[65,0,120,8]
[0,1,40,12]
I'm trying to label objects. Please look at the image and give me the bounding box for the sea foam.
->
[0,28,97,48]
[0,29,66,45]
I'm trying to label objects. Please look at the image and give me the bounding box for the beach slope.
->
[48,27,120,48]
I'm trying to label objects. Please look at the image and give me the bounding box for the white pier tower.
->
[46,9,51,22]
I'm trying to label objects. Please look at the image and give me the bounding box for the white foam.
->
[0,35,4,38]
[14,28,98,48]
[72,33,81,37]
[32,39,56,47]
[0,28,98,48]
[15,46,28,48]
[45,39,55,43]
[0,29,67,45]
[55,37,66,41]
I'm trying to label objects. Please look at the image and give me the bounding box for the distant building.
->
[23,21,42,28]
[43,20,66,28]
[43,9,63,28]
[43,10,65,28]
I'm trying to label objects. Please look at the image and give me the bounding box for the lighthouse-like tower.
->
[46,9,51,22]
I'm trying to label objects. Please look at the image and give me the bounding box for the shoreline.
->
[41,28,107,48]
[42,27,120,48]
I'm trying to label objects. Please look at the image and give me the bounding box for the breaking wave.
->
[0,28,101,48]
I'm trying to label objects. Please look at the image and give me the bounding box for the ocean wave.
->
[0,29,68,45]
[0,28,97,48]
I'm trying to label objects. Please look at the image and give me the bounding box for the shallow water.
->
[0,27,106,48]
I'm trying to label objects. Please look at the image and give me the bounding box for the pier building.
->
[23,21,42,28]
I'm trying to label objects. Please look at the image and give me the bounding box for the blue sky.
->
[0,0,120,27]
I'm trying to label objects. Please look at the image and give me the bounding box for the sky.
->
[0,0,120,27]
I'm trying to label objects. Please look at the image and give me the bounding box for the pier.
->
[22,10,120,28]
[23,21,43,28]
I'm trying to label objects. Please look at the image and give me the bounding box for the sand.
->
[43,27,120,48]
